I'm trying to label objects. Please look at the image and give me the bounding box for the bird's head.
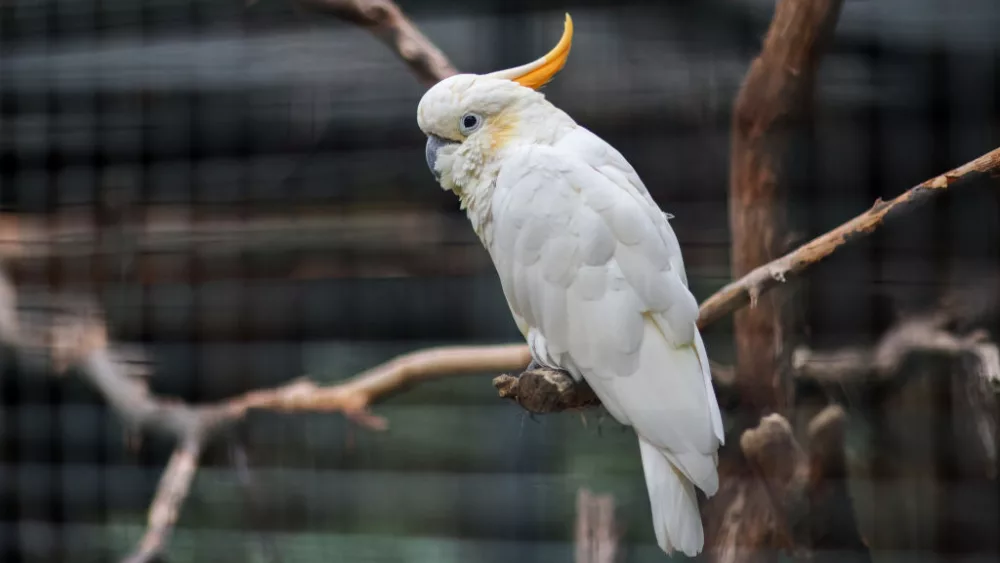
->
[417,14,575,194]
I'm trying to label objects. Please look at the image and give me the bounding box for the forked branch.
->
[5,1,1000,561]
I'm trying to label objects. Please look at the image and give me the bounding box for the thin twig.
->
[122,438,202,563]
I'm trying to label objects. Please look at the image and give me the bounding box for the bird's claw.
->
[525,359,543,372]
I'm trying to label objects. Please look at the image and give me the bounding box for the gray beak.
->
[425,135,449,181]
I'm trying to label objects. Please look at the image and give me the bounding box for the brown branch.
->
[1,271,534,561]
[710,0,857,560]
[1,1,994,559]
[1,8,456,555]
[0,207,470,260]
[494,367,600,414]
[295,0,457,86]
[700,146,1000,330]
[493,361,734,413]
[707,414,805,563]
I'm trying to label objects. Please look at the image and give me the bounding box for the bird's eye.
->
[459,113,482,135]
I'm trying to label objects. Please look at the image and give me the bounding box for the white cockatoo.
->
[416,14,724,556]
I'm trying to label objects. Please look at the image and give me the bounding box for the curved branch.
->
[0,5,458,557]
[231,344,532,425]
[1,282,532,562]
[296,0,457,85]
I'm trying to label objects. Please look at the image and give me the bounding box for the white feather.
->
[417,75,725,554]
[485,122,723,558]
[639,436,704,556]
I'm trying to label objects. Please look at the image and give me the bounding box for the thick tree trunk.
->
[707,1,855,562]
[728,0,843,415]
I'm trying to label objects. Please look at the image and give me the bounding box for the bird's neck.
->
[458,175,497,249]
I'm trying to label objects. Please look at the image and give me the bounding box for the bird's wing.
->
[554,126,690,285]
[491,143,723,454]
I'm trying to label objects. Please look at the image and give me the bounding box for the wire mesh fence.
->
[1,1,999,562]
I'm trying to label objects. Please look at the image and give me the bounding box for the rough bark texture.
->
[703,407,866,563]
[709,1,852,562]
[494,368,600,413]
[728,0,843,415]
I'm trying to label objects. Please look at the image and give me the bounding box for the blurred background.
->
[1,0,998,561]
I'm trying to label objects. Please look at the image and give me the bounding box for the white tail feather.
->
[575,320,723,557]
[638,436,705,557]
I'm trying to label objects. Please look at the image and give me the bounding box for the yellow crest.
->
[486,14,573,90]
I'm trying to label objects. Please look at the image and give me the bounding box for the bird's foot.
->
[524,359,544,373]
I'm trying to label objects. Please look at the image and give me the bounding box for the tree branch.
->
[295,0,457,86]
[3,1,997,560]
[1,266,535,561]
[13,117,984,562]
[122,439,203,563]
[0,7,456,558]
[699,146,1000,329]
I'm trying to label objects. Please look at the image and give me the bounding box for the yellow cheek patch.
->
[487,112,519,152]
